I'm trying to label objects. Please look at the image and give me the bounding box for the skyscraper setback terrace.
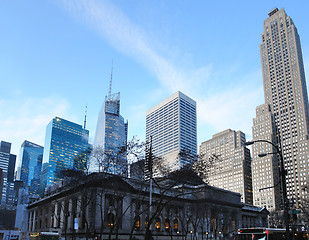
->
[252,8,309,211]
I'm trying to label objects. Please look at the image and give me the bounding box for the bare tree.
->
[125,147,222,240]
[91,145,127,176]
[90,137,144,240]
[73,147,92,174]
[190,203,209,240]
[299,181,309,229]
[43,138,224,240]
[193,154,221,184]
[51,199,70,240]
[48,170,96,240]
[126,136,146,163]
[268,210,283,228]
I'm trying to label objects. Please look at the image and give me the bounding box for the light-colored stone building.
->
[146,91,197,174]
[252,104,281,211]
[199,129,253,204]
[252,8,309,210]
[26,171,268,240]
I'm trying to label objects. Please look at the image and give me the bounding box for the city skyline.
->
[1,1,309,158]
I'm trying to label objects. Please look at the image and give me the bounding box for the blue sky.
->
[1,0,309,157]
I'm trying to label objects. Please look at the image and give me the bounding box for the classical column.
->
[76,195,82,231]
[32,210,36,231]
[94,191,105,231]
[53,203,59,228]
[60,201,65,229]
[68,198,73,231]
[28,211,33,232]
[122,195,132,231]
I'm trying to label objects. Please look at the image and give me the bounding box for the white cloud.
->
[195,67,264,142]
[0,96,74,156]
[58,0,264,144]
[198,86,263,136]
[59,0,212,95]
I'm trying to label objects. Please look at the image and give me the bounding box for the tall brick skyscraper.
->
[252,8,309,211]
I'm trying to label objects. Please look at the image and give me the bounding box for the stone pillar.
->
[68,198,73,232]
[122,195,132,231]
[60,201,65,229]
[32,210,36,231]
[76,195,82,231]
[224,210,230,236]
[237,211,242,229]
[94,191,105,231]
[28,211,33,232]
[53,202,59,228]
[206,215,211,234]
[85,193,92,232]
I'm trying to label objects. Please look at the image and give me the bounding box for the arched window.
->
[173,219,178,232]
[134,216,141,231]
[155,218,161,231]
[164,218,170,231]
[107,213,115,228]
[145,217,149,230]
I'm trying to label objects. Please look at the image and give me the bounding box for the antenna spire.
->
[84,105,87,129]
[108,61,113,98]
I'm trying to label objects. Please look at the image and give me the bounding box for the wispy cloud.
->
[59,0,212,94]
[0,96,74,156]
[197,86,263,140]
[59,0,264,142]
[196,68,264,139]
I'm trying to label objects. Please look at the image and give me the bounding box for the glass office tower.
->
[17,140,43,198]
[41,117,89,191]
[94,91,128,176]
[0,141,16,207]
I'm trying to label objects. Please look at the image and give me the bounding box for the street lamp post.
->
[245,139,290,240]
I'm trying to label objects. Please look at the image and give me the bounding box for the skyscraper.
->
[93,75,128,176]
[252,8,309,210]
[17,140,43,198]
[199,129,253,204]
[146,91,197,172]
[41,117,89,191]
[0,141,16,207]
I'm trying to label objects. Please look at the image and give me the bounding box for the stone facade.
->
[26,172,268,240]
